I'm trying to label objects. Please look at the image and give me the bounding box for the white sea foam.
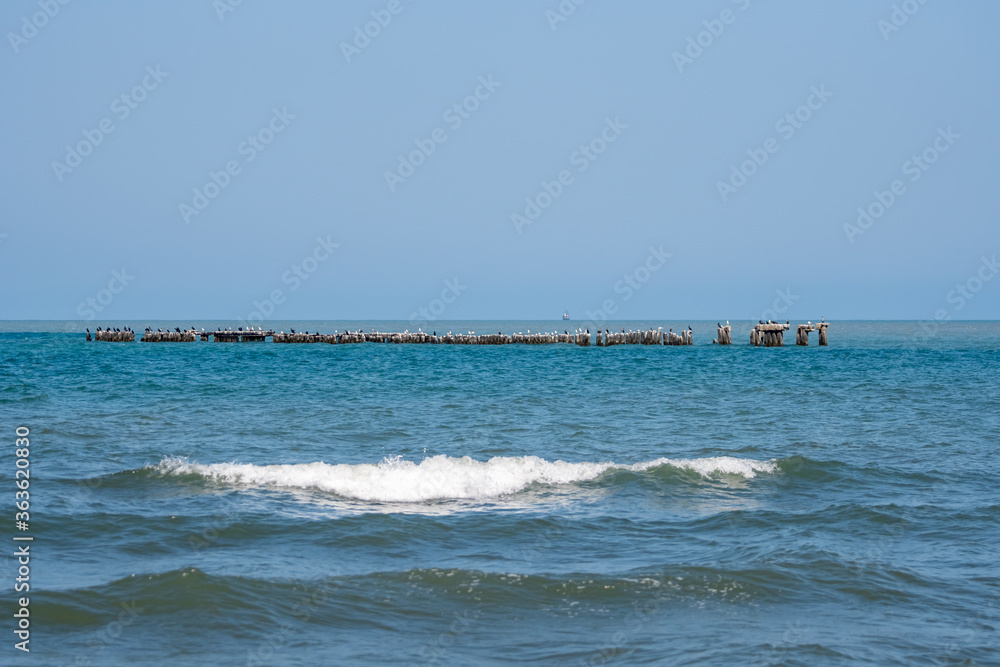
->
[154,454,776,503]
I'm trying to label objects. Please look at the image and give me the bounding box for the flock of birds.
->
[88,326,133,334]
[87,325,708,337]
[751,317,824,325]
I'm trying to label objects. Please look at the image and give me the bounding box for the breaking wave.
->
[151,454,777,502]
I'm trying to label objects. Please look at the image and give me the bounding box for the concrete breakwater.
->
[88,327,135,342]
[751,322,790,347]
[272,330,594,345]
[749,319,828,347]
[133,328,276,342]
[141,329,197,342]
[795,321,829,346]
[86,323,829,346]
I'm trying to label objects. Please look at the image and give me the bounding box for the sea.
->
[1,320,998,665]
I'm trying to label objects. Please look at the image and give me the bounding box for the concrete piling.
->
[753,322,790,347]
[817,320,829,346]
[796,324,812,346]
[788,321,830,347]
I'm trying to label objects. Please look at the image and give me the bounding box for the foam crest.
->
[154,454,775,502]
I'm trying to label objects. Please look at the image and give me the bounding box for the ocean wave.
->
[150,454,777,502]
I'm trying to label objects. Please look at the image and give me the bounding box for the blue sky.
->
[1,0,998,322]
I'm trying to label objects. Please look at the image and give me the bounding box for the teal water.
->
[2,321,998,665]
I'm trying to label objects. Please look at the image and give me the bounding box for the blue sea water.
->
[1,320,998,665]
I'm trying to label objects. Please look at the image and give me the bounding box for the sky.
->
[1,0,998,323]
